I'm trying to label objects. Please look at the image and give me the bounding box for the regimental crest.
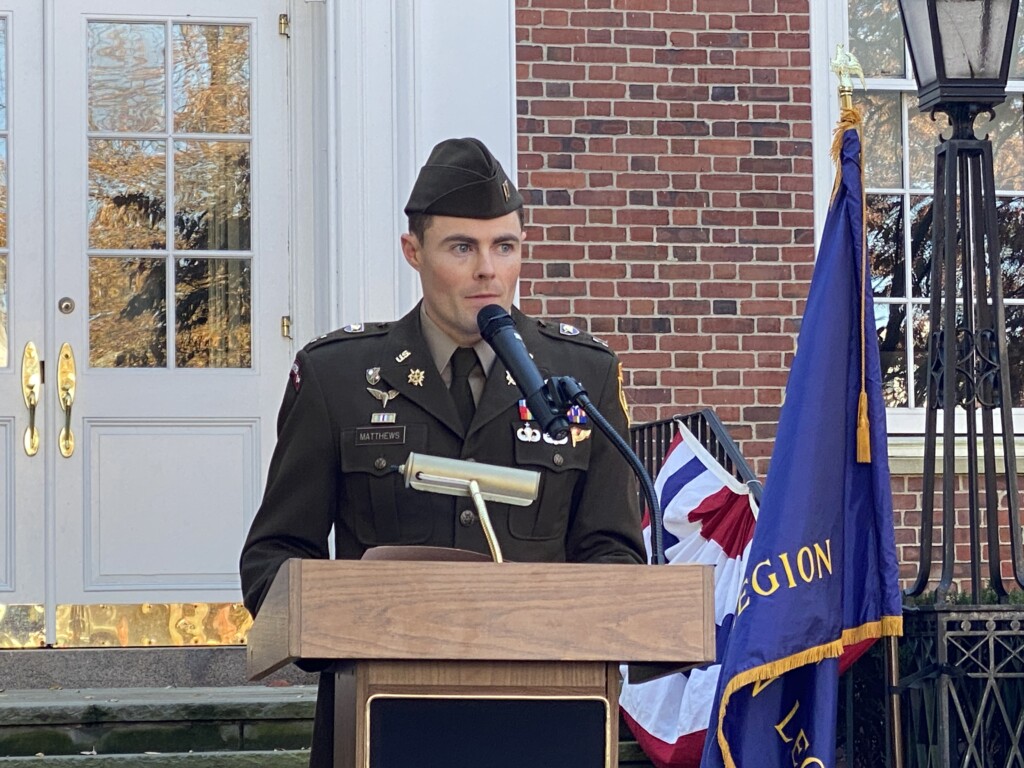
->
[290,360,302,392]
[408,369,425,387]
[367,387,400,409]
[366,367,381,385]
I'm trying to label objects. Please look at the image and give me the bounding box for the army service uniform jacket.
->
[240,304,645,768]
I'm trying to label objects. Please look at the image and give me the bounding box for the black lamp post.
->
[897,0,1024,602]
[892,5,1024,766]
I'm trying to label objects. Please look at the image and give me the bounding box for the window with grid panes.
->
[847,0,1024,429]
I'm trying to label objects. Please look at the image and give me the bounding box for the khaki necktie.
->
[449,347,478,431]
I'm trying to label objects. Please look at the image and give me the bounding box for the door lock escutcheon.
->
[21,342,41,456]
[57,343,76,458]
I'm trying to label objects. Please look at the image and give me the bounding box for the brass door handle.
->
[21,342,41,456]
[57,343,76,458]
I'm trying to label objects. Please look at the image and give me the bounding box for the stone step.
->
[0,751,308,767]
[0,684,654,766]
[0,687,316,757]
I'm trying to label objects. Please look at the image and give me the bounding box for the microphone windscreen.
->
[477,304,514,339]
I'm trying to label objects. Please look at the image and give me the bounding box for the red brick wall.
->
[514,0,815,476]
[514,0,1024,597]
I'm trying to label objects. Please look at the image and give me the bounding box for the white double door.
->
[0,0,293,640]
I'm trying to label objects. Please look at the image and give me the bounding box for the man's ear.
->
[400,233,422,271]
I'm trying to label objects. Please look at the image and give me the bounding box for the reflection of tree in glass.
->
[869,194,1024,408]
[88,140,166,250]
[175,141,251,251]
[89,258,166,368]
[868,193,937,406]
[175,259,251,368]
[87,23,253,369]
[847,0,904,78]
[173,25,250,134]
[857,92,902,188]
[996,198,1024,407]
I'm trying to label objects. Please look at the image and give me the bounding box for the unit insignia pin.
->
[367,387,400,409]
[506,371,516,387]
[366,367,381,385]
[343,323,364,333]
[290,360,302,392]
[571,427,592,447]
[559,323,580,336]
[408,369,425,387]
[396,350,411,363]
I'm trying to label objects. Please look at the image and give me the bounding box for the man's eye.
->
[499,243,515,254]
[454,243,471,254]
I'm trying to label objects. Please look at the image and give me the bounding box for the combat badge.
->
[408,369,425,387]
[290,359,302,392]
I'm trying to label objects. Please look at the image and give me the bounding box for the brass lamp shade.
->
[898,0,1020,110]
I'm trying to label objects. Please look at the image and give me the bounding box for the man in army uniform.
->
[240,137,644,767]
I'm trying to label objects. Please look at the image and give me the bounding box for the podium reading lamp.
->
[247,453,715,768]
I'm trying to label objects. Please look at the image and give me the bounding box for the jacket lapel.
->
[378,307,464,437]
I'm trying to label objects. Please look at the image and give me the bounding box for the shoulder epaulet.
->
[535,319,614,354]
[304,322,392,352]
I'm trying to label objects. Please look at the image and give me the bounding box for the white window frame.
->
[810,1,1024,442]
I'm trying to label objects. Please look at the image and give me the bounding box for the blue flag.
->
[700,114,903,768]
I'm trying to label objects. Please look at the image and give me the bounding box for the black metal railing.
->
[628,408,763,506]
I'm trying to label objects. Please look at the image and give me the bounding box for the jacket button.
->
[459,509,476,527]
[374,457,387,471]
[553,453,564,467]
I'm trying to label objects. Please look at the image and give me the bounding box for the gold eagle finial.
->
[830,45,865,110]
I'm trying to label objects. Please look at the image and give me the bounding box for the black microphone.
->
[477,305,570,439]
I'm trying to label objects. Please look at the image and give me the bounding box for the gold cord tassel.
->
[857,390,871,463]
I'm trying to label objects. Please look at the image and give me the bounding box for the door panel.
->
[0,0,291,642]
[51,0,290,608]
[0,2,46,619]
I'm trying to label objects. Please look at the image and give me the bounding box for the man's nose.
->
[474,252,497,279]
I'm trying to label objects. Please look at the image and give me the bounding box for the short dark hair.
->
[407,207,525,243]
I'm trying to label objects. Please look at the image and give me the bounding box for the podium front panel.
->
[367,695,609,768]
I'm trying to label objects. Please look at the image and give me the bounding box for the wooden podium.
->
[248,558,714,768]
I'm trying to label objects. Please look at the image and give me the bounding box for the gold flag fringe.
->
[715,613,902,768]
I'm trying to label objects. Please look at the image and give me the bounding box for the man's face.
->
[401,211,523,346]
